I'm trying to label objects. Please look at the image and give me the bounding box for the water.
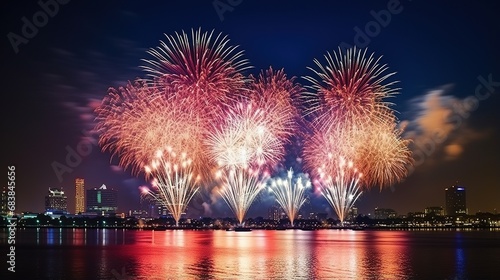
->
[1,228,500,279]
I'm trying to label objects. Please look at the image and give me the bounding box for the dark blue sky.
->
[2,0,499,218]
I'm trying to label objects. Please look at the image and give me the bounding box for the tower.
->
[45,187,68,213]
[445,185,467,216]
[75,178,85,214]
[86,184,118,215]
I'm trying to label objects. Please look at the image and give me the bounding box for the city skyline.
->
[2,1,499,218]
[9,179,493,219]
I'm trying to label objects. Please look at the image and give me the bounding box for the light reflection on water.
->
[1,228,500,279]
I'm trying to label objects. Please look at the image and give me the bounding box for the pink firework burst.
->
[141,28,251,109]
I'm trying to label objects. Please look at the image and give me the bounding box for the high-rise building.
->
[75,178,85,214]
[86,184,118,215]
[45,188,68,213]
[374,208,397,219]
[348,207,359,220]
[268,205,282,221]
[154,200,169,218]
[424,206,444,216]
[1,186,8,215]
[445,185,467,216]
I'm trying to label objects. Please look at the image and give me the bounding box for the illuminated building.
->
[1,186,8,215]
[45,187,68,213]
[445,185,467,215]
[374,208,397,219]
[86,184,118,215]
[268,205,282,221]
[154,200,169,217]
[348,207,358,220]
[317,213,328,222]
[424,206,444,216]
[75,178,85,214]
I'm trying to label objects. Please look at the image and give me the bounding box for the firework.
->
[302,47,399,133]
[141,28,251,110]
[206,102,282,170]
[316,156,363,224]
[248,67,303,140]
[215,167,268,225]
[206,101,288,225]
[302,47,412,222]
[358,121,413,188]
[302,47,412,188]
[94,80,208,177]
[141,148,200,226]
[269,169,311,227]
[206,102,276,224]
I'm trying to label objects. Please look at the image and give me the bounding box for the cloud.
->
[444,144,463,158]
[403,85,491,167]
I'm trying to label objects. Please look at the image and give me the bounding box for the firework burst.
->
[302,47,412,188]
[206,100,292,225]
[269,169,311,227]
[141,148,200,226]
[248,67,303,140]
[141,28,251,109]
[303,47,399,132]
[94,80,209,177]
[206,102,282,170]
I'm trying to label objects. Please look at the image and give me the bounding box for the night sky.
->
[2,0,499,218]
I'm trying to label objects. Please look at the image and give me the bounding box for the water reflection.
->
[3,228,500,279]
[454,232,466,280]
[370,231,412,279]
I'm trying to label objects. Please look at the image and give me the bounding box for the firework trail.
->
[140,148,200,226]
[269,169,311,227]
[215,167,268,225]
[316,156,363,224]
[206,102,278,224]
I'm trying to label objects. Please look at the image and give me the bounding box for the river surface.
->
[1,228,500,279]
